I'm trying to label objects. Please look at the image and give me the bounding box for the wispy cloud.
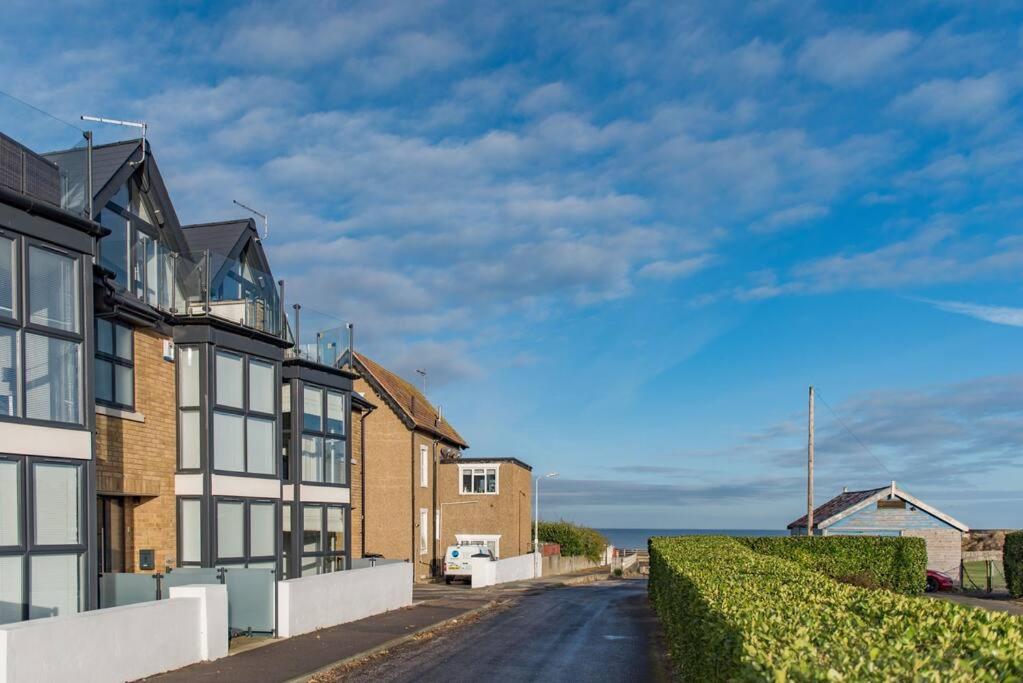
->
[921,299,1023,327]
[798,29,918,86]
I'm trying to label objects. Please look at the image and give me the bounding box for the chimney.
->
[842,486,848,493]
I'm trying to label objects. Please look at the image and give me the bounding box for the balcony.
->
[284,307,351,368]
[0,92,92,217]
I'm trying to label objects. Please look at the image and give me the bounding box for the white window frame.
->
[420,444,429,488]
[458,463,500,495]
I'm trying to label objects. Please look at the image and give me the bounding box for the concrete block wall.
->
[94,327,178,571]
[903,529,963,579]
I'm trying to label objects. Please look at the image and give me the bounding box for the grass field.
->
[961,560,1007,592]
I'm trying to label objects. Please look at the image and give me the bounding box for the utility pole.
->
[807,385,815,535]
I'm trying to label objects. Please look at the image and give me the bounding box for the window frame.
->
[176,496,204,567]
[176,345,203,472]
[294,381,348,486]
[212,497,278,567]
[0,455,87,623]
[94,318,134,410]
[299,503,347,575]
[458,464,500,495]
[0,232,86,429]
[419,444,429,488]
[210,349,279,478]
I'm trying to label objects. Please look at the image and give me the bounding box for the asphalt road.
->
[334,579,666,683]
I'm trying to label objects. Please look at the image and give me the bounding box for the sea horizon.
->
[595,527,788,549]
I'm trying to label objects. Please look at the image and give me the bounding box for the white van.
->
[443,544,495,584]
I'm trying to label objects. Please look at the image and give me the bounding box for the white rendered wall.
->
[0,584,228,683]
[277,562,413,638]
[472,553,537,588]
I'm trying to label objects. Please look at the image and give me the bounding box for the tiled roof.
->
[353,351,468,448]
[44,139,141,201]
[787,487,887,529]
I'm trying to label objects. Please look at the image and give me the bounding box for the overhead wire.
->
[814,389,896,480]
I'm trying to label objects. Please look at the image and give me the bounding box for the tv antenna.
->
[81,115,148,166]
[233,200,269,241]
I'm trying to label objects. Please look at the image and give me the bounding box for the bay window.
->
[300,504,346,575]
[0,457,86,623]
[211,350,278,476]
[0,234,83,426]
[214,498,277,567]
[297,384,347,485]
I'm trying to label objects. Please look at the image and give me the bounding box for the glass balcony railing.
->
[284,307,351,367]
[0,91,92,217]
[127,234,285,337]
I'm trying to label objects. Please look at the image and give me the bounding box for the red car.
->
[926,569,954,592]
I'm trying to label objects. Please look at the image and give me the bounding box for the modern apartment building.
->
[0,132,102,623]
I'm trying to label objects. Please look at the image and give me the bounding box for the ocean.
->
[596,528,788,549]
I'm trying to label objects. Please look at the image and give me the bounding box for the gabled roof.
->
[182,218,271,280]
[352,351,468,448]
[788,482,969,532]
[44,139,140,206]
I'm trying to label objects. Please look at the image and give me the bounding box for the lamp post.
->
[533,472,559,553]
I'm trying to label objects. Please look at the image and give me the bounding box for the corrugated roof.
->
[787,487,887,529]
[354,351,468,448]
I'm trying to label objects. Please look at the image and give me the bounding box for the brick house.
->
[347,352,469,581]
[787,481,969,580]
[437,457,533,559]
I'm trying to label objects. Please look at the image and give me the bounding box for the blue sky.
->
[5,0,1023,529]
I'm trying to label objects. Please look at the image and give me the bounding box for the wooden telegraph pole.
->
[807,385,815,535]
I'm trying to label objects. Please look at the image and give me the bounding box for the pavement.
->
[144,567,615,683]
[926,591,1023,616]
[325,578,666,682]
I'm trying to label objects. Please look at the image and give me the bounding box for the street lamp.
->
[533,472,559,553]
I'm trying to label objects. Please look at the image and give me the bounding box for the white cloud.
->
[921,299,1023,327]
[891,73,1009,125]
[798,29,918,86]
[638,255,712,281]
[518,82,573,114]
[751,203,830,234]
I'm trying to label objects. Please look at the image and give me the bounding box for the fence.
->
[961,551,1006,594]
[277,562,413,638]
[0,585,227,683]
[99,567,275,635]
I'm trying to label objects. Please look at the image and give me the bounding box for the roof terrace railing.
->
[284,306,351,368]
[0,91,92,217]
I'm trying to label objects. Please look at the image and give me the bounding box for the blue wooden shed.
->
[787,481,969,580]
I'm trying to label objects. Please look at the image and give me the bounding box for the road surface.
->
[332,579,666,682]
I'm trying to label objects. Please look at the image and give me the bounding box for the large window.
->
[212,350,278,475]
[0,457,86,624]
[300,504,345,575]
[0,234,83,425]
[460,465,499,495]
[296,384,347,485]
[177,497,202,565]
[177,346,202,470]
[214,498,276,567]
[95,319,133,409]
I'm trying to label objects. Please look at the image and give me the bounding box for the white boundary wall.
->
[0,584,228,683]
[472,553,538,588]
[277,562,413,637]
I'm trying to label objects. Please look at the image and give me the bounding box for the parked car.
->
[443,544,495,584]
[926,569,954,592]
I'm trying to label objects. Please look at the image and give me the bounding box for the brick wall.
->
[437,461,532,559]
[94,327,177,572]
[903,528,963,580]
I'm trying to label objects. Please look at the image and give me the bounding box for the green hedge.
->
[737,535,926,594]
[649,536,1023,681]
[1004,531,1023,598]
[537,521,607,562]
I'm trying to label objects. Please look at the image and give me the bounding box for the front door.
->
[97,496,127,573]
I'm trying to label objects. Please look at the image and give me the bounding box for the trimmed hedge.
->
[737,535,926,594]
[649,536,1023,681]
[1004,531,1023,598]
[537,521,607,562]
